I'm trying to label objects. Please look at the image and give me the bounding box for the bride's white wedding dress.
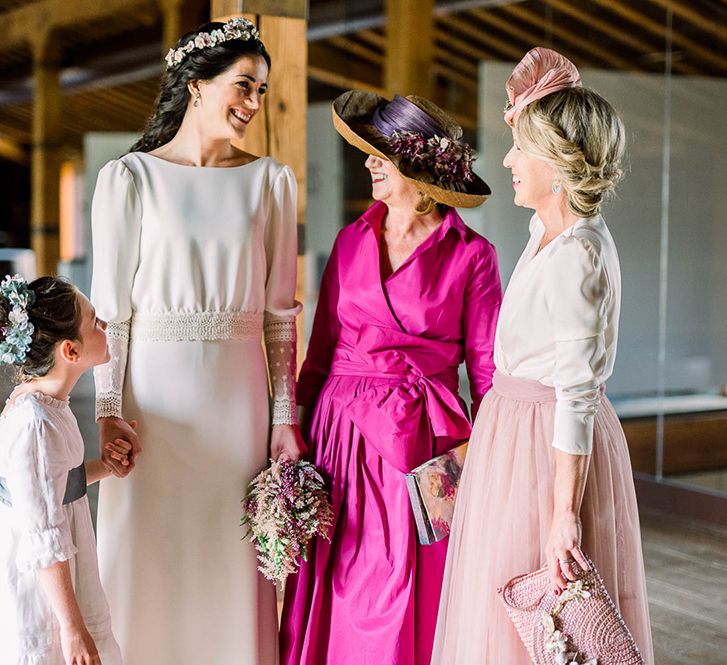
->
[91,152,300,665]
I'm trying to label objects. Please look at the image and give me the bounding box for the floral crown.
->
[165,17,261,69]
[0,274,35,366]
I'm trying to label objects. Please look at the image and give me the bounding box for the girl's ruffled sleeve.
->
[5,416,77,571]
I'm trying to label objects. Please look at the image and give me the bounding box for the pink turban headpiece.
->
[504,47,582,127]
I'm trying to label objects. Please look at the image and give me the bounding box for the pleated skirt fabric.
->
[431,371,654,664]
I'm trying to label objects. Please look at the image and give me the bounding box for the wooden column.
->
[211,0,308,359]
[160,0,208,51]
[30,32,63,276]
[385,0,434,97]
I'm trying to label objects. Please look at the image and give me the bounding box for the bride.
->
[90,17,305,664]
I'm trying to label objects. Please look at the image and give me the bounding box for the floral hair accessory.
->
[504,47,581,127]
[0,274,35,365]
[165,17,261,69]
[241,458,333,585]
[389,131,475,184]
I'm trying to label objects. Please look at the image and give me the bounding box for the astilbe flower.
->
[241,459,334,585]
[389,131,475,184]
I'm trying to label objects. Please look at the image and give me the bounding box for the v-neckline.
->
[376,217,444,284]
[366,211,445,334]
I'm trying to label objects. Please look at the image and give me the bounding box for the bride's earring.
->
[193,92,201,108]
[552,180,562,195]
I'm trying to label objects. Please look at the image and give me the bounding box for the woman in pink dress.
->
[432,48,654,664]
[280,91,502,665]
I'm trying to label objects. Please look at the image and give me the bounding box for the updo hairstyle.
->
[0,277,82,380]
[516,86,625,218]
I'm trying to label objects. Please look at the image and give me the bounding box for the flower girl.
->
[0,275,131,665]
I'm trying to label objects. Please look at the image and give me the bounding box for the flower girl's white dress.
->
[0,392,122,664]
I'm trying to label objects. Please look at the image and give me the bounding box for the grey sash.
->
[0,463,87,508]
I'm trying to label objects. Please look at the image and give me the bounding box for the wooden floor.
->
[641,511,727,663]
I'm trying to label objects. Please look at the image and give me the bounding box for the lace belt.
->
[131,311,264,342]
[0,463,87,508]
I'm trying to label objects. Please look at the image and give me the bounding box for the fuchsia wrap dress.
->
[280,201,502,665]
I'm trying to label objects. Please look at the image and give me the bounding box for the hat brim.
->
[332,90,491,208]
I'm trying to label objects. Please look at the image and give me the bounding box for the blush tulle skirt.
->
[431,371,654,664]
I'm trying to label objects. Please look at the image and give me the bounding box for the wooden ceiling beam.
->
[356,29,385,50]
[328,35,384,65]
[471,6,632,71]
[649,0,727,44]
[530,0,700,76]
[432,62,477,93]
[0,135,29,165]
[308,41,384,94]
[434,48,478,81]
[4,0,155,51]
[588,0,727,72]
[434,28,489,70]
[439,14,524,60]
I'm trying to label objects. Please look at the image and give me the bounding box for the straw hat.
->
[332,90,491,208]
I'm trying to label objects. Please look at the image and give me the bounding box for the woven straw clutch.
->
[497,557,646,665]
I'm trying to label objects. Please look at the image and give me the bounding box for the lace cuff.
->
[94,320,130,420]
[264,313,298,426]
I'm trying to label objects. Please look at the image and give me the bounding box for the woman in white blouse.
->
[90,18,304,665]
[432,48,654,664]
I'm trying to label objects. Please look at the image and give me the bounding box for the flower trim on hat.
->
[0,274,35,365]
[165,17,261,69]
[389,131,475,184]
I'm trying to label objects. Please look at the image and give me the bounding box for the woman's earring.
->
[552,180,562,195]
[193,92,201,108]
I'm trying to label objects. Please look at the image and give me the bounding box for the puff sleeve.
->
[263,166,303,425]
[462,242,502,420]
[4,416,77,571]
[90,159,142,420]
[544,236,610,455]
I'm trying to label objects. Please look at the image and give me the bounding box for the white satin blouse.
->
[494,213,621,455]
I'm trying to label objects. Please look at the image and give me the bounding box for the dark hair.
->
[129,22,271,153]
[0,276,82,380]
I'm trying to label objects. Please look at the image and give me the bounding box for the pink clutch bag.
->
[497,557,646,665]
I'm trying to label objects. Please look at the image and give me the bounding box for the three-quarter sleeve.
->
[544,236,609,455]
[296,235,342,409]
[462,243,502,420]
[264,166,303,425]
[4,418,77,571]
[90,159,142,420]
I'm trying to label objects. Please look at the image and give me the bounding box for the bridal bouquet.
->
[241,459,334,585]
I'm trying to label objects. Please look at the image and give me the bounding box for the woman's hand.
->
[98,417,140,477]
[545,510,591,593]
[60,621,102,665]
[271,424,308,463]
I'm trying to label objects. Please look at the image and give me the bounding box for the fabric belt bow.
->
[333,324,471,473]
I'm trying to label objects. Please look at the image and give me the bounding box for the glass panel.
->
[661,0,727,494]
